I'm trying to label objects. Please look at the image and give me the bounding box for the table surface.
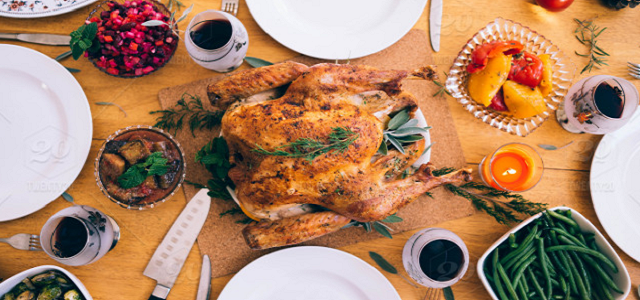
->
[1,0,639,299]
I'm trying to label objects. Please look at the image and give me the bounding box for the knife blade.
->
[144,188,211,300]
[429,0,443,52]
[196,255,211,300]
[0,33,71,46]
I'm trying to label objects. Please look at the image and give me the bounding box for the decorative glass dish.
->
[95,125,186,210]
[86,0,178,78]
[445,17,576,137]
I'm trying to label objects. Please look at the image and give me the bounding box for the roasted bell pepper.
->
[538,54,553,97]
[467,40,524,73]
[502,80,547,118]
[489,88,508,111]
[508,52,544,88]
[468,52,512,107]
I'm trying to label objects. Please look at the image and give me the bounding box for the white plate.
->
[0,45,92,222]
[0,0,98,18]
[246,0,428,60]
[591,110,640,263]
[218,246,401,300]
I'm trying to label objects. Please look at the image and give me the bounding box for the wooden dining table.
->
[1,0,639,299]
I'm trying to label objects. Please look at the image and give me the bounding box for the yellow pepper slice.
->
[468,52,512,107]
[538,54,553,97]
[503,80,547,119]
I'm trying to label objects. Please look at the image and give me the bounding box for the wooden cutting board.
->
[158,29,475,279]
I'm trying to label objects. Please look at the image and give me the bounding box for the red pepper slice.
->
[488,88,508,111]
[508,52,544,88]
[467,40,524,73]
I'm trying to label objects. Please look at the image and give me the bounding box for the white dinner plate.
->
[591,110,640,263]
[218,246,401,300]
[246,0,428,60]
[0,0,98,18]
[0,44,92,222]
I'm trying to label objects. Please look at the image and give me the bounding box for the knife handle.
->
[149,284,170,300]
[149,296,165,300]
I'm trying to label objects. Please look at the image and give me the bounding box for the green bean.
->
[595,273,615,300]
[546,236,569,276]
[547,210,579,229]
[493,250,509,300]
[501,224,539,265]
[565,251,589,300]
[559,276,567,295]
[537,238,553,299]
[576,233,587,246]
[509,233,518,248]
[558,250,577,294]
[517,280,529,300]
[507,246,536,272]
[546,245,618,273]
[498,263,520,300]
[527,268,547,300]
[580,254,623,294]
[552,228,587,247]
[512,255,537,287]
[569,251,590,297]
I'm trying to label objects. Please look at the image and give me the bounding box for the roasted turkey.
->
[207,62,472,250]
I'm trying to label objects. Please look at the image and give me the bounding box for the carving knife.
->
[144,189,211,300]
[0,33,70,46]
[196,255,211,300]
[429,0,443,52]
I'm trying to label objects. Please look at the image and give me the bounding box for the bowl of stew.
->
[95,125,186,209]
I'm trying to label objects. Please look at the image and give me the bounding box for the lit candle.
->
[480,143,543,192]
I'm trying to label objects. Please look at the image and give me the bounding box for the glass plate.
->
[445,17,576,137]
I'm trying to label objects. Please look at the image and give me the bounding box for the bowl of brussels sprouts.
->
[0,265,91,300]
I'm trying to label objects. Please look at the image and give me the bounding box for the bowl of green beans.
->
[477,206,631,300]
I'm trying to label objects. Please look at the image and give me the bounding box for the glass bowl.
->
[86,0,178,78]
[445,17,576,137]
[94,125,186,210]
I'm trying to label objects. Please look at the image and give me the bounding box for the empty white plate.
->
[0,45,92,221]
[591,110,640,263]
[218,246,401,300]
[246,0,428,60]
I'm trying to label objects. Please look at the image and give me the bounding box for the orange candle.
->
[479,143,543,192]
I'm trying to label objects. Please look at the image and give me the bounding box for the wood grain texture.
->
[0,0,639,299]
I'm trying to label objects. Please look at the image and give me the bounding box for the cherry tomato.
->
[508,52,544,88]
[467,41,524,73]
[535,0,574,12]
[489,88,508,111]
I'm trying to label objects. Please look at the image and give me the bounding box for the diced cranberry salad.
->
[86,0,178,76]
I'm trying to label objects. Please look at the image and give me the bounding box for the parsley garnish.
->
[69,22,100,60]
[117,152,169,189]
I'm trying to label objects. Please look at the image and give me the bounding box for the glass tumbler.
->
[185,10,249,73]
[40,205,120,266]
[556,75,639,134]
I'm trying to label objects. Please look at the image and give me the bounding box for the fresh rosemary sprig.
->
[574,18,609,74]
[432,72,452,98]
[434,168,547,225]
[150,93,224,137]
[252,126,359,163]
[379,109,430,155]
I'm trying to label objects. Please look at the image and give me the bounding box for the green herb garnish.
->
[96,102,128,117]
[343,214,402,239]
[574,18,609,74]
[434,168,547,225]
[61,191,74,203]
[117,152,169,189]
[433,72,452,98]
[244,57,274,68]
[151,93,225,136]
[195,137,235,200]
[379,109,430,155]
[69,22,99,60]
[252,126,359,163]
[369,251,418,288]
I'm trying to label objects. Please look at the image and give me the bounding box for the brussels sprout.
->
[19,279,35,291]
[35,285,61,300]
[15,291,35,300]
[63,290,82,300]
[9,283,28,296]
[1,292,16,300]
[30,272,57,287]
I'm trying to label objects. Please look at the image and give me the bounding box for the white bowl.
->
[0,265,93,300]
[477,206,631,300]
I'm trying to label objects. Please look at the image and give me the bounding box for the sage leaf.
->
[96,102,128,117]
[387,126,430,137]
[245,57,274,68]
[397,118,418,129]
[382,214,403,223]
[373,222,393,239]
[394,135,424,143]
[386,135,405,154]
[55,50,72,62]
[444,286,455,300]
[377,140,388,155]
[65,67,81,73]
[175,3,193,23]
[142,20,168,27]
[369,251,398,274]
[61,192,74,203]
[387,110,410,130]
[538,141,573,151]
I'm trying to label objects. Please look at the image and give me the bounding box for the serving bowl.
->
[0,265,92,300]
[95,125,186,210]
[476,206,631,300]
[446,17,576,137]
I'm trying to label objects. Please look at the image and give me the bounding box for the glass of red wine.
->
[184,10,248,73]
[402,228,469,291]
[40,205,120,266]
[556,75,639,134]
